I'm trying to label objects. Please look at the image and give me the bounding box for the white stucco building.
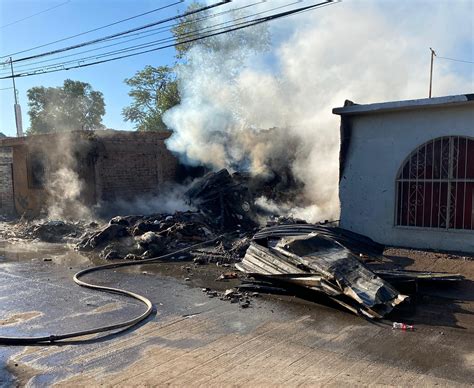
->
[333,94,474,253]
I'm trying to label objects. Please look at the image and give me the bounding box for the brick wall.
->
[94,132,178,202]
[0,146,14,215]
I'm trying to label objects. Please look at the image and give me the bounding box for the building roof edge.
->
[332,93,474,116]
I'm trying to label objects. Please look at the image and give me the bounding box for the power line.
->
[0,1,303,77]
[7,1,336,80]
[0,1,337,80]
[92,0,264,44]
[1,1,183,58]
[14,16,258,74]
[0,87,14,91]
[4,0,315,78]
[7,0,268,72]
[437,55,474,65]
[7,1,231,64]
[0,1,71,29]
[1,1,335,78]
[3,0,293,76]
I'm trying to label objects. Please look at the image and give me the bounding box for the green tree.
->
[171,1,213,60]
[171,1,270,62]
[27,79,105,134]
[122,65,179,132]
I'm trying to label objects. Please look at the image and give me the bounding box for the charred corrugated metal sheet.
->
[238,224,464,319]
[237,230,406,319]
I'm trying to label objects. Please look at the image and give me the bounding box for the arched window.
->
[396,136,474,230]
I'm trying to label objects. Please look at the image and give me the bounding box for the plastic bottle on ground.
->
[392,322,414,331]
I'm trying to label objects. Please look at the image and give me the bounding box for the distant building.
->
[0,130,178,218]
[333,94,474,252]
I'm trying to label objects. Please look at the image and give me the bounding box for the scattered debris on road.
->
[2,219,91,243]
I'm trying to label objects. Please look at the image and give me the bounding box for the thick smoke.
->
[164,0,472,222]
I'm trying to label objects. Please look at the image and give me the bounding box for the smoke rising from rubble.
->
[46,167,91,220]
[164,1,472,222]
[44,134,93,221]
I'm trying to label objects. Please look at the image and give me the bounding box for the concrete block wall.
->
[0,147,14,215]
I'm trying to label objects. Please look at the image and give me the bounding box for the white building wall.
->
[339,104,474,252]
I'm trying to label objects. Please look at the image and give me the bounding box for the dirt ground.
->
[1,238,473,386]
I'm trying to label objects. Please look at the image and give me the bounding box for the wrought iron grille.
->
[396,136,474,230]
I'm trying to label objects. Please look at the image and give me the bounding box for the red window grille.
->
[396,136,474,230]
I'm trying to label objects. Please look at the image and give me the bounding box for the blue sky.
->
[0,0,473,138]
[0,0,189,136]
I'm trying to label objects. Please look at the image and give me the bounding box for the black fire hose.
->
[0,236,224,345]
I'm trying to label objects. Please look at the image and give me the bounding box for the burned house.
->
[0,130,178,217]
[333,94,474,252]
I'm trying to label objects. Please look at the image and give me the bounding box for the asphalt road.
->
[1,240,473,386]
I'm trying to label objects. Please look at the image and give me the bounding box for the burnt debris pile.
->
[236,224,464,319]
[186,169,258,230]
[76,169,258,262]
[77,211,251,263]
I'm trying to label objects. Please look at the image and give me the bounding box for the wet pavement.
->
[1,239,473,386]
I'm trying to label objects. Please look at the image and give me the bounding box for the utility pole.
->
[429,48,436,98]
[9,57,23,137]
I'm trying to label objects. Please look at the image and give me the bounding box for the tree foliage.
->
[122,66,179,132]
[171,1,213,60]
[172,1,270,63]
[27,79,105,134]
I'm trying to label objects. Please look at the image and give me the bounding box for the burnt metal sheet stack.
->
[237,224,463,318]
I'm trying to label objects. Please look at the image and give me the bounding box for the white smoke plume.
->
[44,133,93,220]
[46,167,92,220]
[164,0,473,222]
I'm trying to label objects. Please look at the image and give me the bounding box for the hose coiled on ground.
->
[0,236,223,345]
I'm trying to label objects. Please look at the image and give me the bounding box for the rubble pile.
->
[186,169,257,230]
[75,169,259,261]
[77,211,250,261]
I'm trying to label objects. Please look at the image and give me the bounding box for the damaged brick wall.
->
[0,146,14,216]
[94,131,178,202]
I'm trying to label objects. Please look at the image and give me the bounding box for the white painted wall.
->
[339,104,474,252]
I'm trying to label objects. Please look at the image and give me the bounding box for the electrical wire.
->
[0,1,261,77]
[9,0,269,72]
[6,0,298,76]
[8,1,231,64]
[436,56,474,65]
[0,236,224,345]
[0,1,336,80]
[0,0,299,76]
[0,1,71,30]
[99,0,264,44]
[0,87,14,91]
[0,0,309,76]
[0,1,183,58]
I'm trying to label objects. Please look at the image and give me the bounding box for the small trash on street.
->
[392,322,415,331]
